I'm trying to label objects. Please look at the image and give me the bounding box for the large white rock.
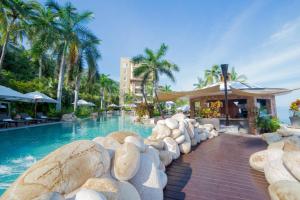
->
[81,178,119,200]
[93,137,121,158]
[163,137,180,160]
[75,189,107,200]
[264,158,297,185]
[159,150,172,166]
[130,152,164,200]
[165,118,179,130]
[268,141,285,150]
[171,113,186,122]
[147,147,160,168]
[268,180,300,200]
[249,151,267,172]
[179,141,191,154]
[118,181,141,200]
[203,124,214,132]
[282,151,300,181]
[113,143,140,181]
[195,133,201,144]
[108,131,138,144]
[175,135,185,144]
[283,136,300,152]
[178,121,185,134]
[153,124,171,140]
[1,140,110,200]
[199,132,208,141]
[144,139,164,150]
[186,122,195,139]
[158,170,167,189]
[191,138,197,147]
[188,119,196,124]
[171,129,182,139]
[33,192,65,200]
[261,133,282,144]
[156,120,165,125]
[124,136,146,152]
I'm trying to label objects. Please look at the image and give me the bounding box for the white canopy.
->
[75,99,96,106]
[0,85,31,101]
[24,91,57,103]
[108,104,119,108]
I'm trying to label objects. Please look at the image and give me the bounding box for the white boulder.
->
[282,151,300,181]
[152,124,171,140]
[171,129,182,139]
[124,136,146,152]
[118,181,141,200]
[159,150,172,166]
[113,143,140,181]
[165,118,179,130]
[93,137,121,158]
[33,192,65,200]
[130,152,164,200]
[75,189,107,200]
[261,133,282,144]
[268,180,300,200]
[175,135,185,144]
[144,139,164,150]
[163,137,180,160]
[171,113,186,122]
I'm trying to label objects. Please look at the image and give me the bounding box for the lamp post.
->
[221,64,229,126]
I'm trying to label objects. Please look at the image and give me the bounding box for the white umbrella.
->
[176,105,190,112]
[24,91,57,103]
[75,99,96,107]
[0,85,31,101]
[108,104,119,108]
[166,101,175,105]
[24,91,57,117]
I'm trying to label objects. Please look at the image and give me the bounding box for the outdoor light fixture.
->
[221,64,229,126]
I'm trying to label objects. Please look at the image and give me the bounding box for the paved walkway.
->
[164,134,269,200]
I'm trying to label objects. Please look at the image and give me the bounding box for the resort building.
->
[119,57,144,105]
[157,81,295,134]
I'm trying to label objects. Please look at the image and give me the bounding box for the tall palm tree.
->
[73,37,101,112]
[132,43,179,116]
[46,0,96,111]
[193,77,206,89]
[0,0,38,70]
[230,67,247,82]
[204,65,221,85]
[161,85,172,92]
[27,5,58,78]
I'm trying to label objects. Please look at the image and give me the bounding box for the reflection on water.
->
[0,114,152,194]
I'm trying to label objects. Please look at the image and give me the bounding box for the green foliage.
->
[256,116,280,133]
[135,103,154,119]
[75,107,93,118]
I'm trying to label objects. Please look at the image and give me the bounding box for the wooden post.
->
[247,97,257,134]
[190,99,195,118]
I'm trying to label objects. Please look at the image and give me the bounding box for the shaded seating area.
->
[164,134,269,200]
[0,85,59,129]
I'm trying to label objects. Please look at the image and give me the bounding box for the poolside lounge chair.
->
[36,112,48,122]
[0,114,24,127]
[20,113,38,124]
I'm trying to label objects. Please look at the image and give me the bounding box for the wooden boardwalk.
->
[164,134,269,200]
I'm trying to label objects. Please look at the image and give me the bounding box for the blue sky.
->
[41,0,299,110]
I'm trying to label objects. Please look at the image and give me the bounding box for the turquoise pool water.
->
[0,115,152,195]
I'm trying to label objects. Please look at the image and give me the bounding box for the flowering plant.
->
[200,101,222,118]
[289,99,300,117]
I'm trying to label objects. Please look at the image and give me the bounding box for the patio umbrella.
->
[0,85,31,101]
[108,104,119,108]
[24,91,57,117]
[75,99,96,107]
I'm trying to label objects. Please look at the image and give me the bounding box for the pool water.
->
[0,115,152,195]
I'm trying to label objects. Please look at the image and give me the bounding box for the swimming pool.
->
[0,114,153,195]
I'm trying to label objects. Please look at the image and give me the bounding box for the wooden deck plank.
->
[164,134,269,200]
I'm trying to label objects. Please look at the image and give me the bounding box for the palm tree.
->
[132,43,179,116]
[73,37,101,112]
[27,5,58,78]
[46,0,96,111]
[0,0,38,70]
[193,77,206,89]
[204,65,221,85]
[161,85,172,92]
[230,67,247,82]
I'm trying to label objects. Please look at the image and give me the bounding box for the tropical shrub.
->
[256,115,280,133]
[75,107,93,118]
[200,101,222,118]
[135,103,154,119]
[289,99,300,117]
